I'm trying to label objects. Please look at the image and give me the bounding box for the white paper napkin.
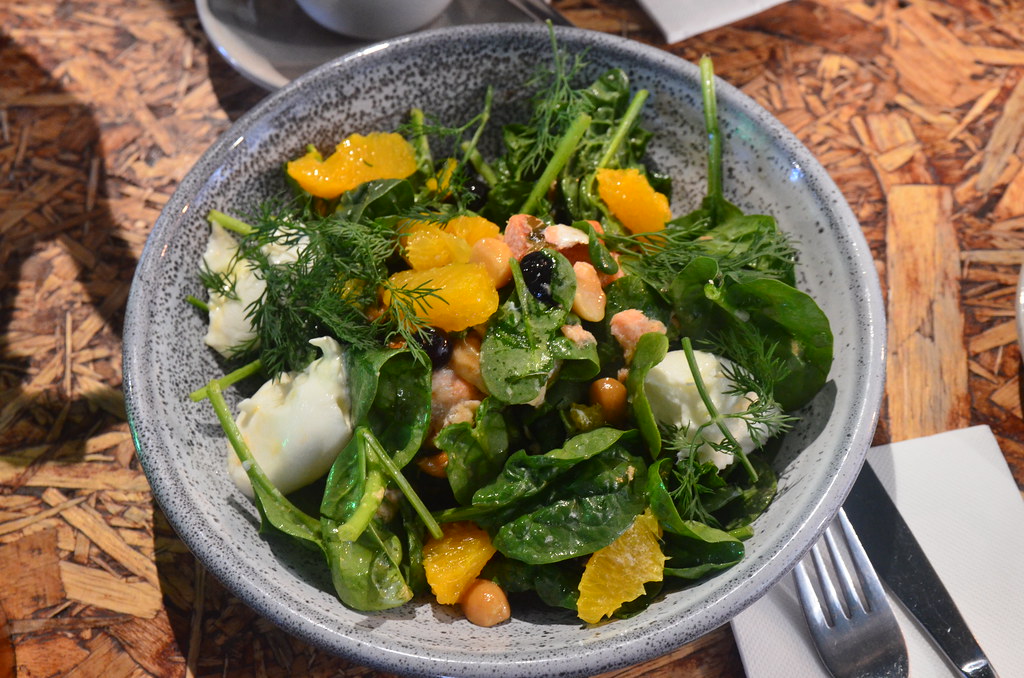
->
[637,0,789,44]
[732,425,1024,677]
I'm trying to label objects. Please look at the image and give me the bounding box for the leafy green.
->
[480,250,576,404]
[492,444,646,564]
[321,520,414,610]
[624,332,669,456]
[435,397,511,504]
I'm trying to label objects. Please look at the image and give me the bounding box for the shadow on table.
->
[0,35,132,468]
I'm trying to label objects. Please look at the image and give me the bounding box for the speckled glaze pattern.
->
[123,24,886,678]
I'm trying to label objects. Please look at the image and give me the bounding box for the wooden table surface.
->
[2,0,1024,676]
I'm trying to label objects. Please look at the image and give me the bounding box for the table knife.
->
[843,463,1001,678]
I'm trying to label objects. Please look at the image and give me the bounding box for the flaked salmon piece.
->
[430,367,483,436]
[543,223,589,249]
[561,323,597,348]
[503,214,546,261]
[610,309,667,363]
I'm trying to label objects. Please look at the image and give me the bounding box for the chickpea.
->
[470,237,513,288]
[572,261,606,322]
[589,377,628,425]
[451,333,488,394]
[417,451,449,479]
[459,579,511,627]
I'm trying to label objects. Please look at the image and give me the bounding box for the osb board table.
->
[2,0,1024,676]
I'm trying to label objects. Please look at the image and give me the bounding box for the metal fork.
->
[793,508,909,678]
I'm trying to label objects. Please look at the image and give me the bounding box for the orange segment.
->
[423,522,497,605]
[596,168,671,235]
[404,225,471,270]
[383,263,498,333]
[576,509,666,624]
[286,132,417,199]
[444,215,501,245]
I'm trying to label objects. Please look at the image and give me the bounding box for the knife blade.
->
[844,463,1001,678]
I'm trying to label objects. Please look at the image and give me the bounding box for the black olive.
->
[520,251,555,305]
[418,327,452,367]
[465,177,490,212]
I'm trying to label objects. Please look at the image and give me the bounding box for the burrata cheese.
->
[643,349,763,469]
[227,336,353,497]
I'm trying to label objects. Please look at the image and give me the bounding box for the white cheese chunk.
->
[643,349,761,469]
[202,223,264,357]
[228,336,354,497]
[201,224,307,358]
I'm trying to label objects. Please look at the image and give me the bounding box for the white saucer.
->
[197,0,548,90]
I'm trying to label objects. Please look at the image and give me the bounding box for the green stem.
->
[208,209,255,236]
[206,380,322,543]
[520,112,592,215]
[459,86,493,174]
[699,56,723,225]
[409,108,433,176]
[461,142,499,187]
[332,470,387,541]
[363,430,443,540]
[185,295,209,313]
[190,358,263,402]
[681,337,758,483]
[595,89,649,170]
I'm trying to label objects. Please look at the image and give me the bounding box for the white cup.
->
[294,0,454,40]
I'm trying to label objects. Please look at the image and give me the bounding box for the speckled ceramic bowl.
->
[123,24,885,677]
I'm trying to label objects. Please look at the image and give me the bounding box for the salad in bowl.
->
[188,40,831,627]
[124,23,882,677]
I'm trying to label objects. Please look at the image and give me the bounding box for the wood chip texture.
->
[1,0,1022,677]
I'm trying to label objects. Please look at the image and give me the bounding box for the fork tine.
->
[836,508,886,612]
[822,517,863,615]
[808,539,845,625]
[793,559,827,627]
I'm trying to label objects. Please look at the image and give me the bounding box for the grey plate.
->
[196,0,547,90]
[123,24,886,678]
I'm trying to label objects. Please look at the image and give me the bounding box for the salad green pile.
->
[191,38,833,624]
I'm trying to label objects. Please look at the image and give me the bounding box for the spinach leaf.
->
[435,397,511,505]
[667,256,721,341]
[549,332,600,382]
[662,531,745,580]
[481,250,576,404]
[712,277,833,411]
[335,178,415,223]
[492,445,647,564]
[346,347,431,468]
[320,427,387,542]
[574,220,619,275]
[714,456,778,531]
[398,498,428,594]
[485,557,582,612]
[624,332,668,457]
[647,458,742,545]
[472,427,628,510]
[321,519,414,610]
